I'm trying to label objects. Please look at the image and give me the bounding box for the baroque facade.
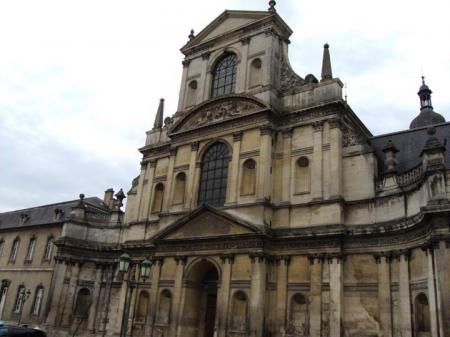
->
[1,3,450,337]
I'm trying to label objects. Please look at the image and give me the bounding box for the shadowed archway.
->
[180,259,221,337]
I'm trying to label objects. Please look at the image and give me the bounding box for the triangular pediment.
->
[168,95,269,136]
[181,10,292,53]
[152,205,262,242]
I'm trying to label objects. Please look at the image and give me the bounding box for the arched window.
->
[415,293,431,333]
[25,237,36,261]
[43,236,54,261]
[0,280,10,319]
[198,142,230,206]
[241,159,256,196]
[230,291,248,331]
[211,53,237,97]
[135,290,150,322]
[152,183,165,213]
[249,58,262,87]
[288,293,308,335]
[74,288,92,318]
[13,285,25,313]
[295,156,310,194]
[156,289,172,325]
[31,286,44,316]
[10,238,20,262]
[172,172,187,205]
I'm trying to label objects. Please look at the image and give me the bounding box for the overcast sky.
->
[1,0,449,212]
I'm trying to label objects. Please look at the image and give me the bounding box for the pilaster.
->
[257,126,273,201]
[61,261,81,327]
[311,121,323,200]
[308,255,323,337]
[218,254,234,337]
[281,129,293,203]
[398,251,412,337]
[227,132,242,205]
[138,160,156,220]
[329,254,343,337]
[148,257,163,337]
[171,256,187,337]
[328,118,343,199]
[45,259,68,326]
[88,264,104,332]
[375,254,392,337]
[163,147,177,212]
[275,255,290,337]
[185,142,199,209]
[249,253,267,337]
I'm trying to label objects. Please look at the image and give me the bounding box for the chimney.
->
[104,188,114,209]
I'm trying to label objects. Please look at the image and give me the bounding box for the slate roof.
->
[370,122,450,174]
[0,197,110,231]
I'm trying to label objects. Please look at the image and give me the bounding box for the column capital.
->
[373,252,393,264]
[249,252,268,263]
[233,131,243,142]
[325,253,345,264]
[191,141,199,151]
[259,125,273,136]
[151,256,164,266]
[421,237,440,254]
[182,58,191,67]
[328,118,342,129]
[174,256,187,265]
[281,128,293,138]
[312,120,324,131]
[149,159,157,168]
[275,255,291,266]
[169,146,178,156]
[240,36,251,45]
[307,253,325,264]
[220,254,235,264]
[392,249,411,261]
[201,51,211,60]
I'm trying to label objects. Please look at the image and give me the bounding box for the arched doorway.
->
[181,259,220,337]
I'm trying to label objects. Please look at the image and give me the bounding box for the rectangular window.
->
[43,238,53,261]
[13,287,25,313]
[10,240,19,262]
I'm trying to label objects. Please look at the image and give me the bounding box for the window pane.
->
[211,54,237,98]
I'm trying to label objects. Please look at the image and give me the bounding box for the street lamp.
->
[17,288,31,325]
[119,253,152,337]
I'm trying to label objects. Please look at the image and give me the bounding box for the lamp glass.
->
[119,252,130,272]
[140,259,151,279]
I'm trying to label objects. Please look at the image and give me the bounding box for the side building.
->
[0,194,121,328]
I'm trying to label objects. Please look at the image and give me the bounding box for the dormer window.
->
[211,53,237,97]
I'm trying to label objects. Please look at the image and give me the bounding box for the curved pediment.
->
[169,95,269,135]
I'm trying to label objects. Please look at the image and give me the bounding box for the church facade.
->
[1,3,450,337]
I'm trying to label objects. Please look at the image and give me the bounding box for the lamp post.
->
[17,288,31,325]
[119,253,151,337]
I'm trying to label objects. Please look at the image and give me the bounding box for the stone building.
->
[1,2,450,337]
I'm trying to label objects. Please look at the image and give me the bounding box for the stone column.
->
[45,259,68,326]
[257,126,273,201]
[434,239,450,336]
[162,147,177,212]
[114,269,130,333]
[398,251,412,337]
[218,254,234,337]
[249,253,267,337]
[281,129,293,203]
[138,160,156,220]
[275,256,290,337]
[328,118,343,199]
[171,256,187,337]
[99,264,114,333]
[191,160,202,208]
[227,132,242,205]
[236,37,250,93]
[147,257,163,337]
[311,121,323,200]
[177,59,190,111]
[329,255,343,337]
[185,142,199,209]
[309,255,323,337]
[88,264,104,332]
[61,261,81,327]
[376,254,392,337]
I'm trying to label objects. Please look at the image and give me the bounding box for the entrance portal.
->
[181,260,220,337]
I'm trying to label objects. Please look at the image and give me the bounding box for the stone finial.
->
[153,98,164,129]
[76,194,85,208]
[321,43,333,81]
[382,140,399,174]
[188,29,195,41]
[268,0,276,12]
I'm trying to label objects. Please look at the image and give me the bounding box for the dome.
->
[409,108,446,129]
